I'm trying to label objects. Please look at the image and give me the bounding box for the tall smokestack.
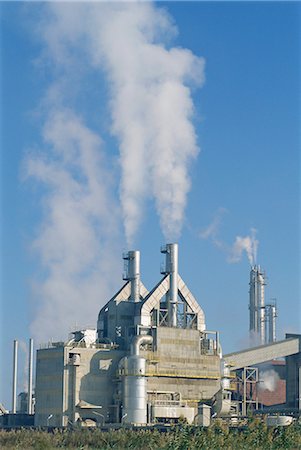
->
[265,303,277,343]
[161,243,178,327]
[123,251,140,303]
[249,265,266,344]
[12,340,18,414]
[28,338,34,414]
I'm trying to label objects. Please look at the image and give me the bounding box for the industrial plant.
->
[2,244,301,428]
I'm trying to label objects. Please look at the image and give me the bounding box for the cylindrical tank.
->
[123,356,147,425]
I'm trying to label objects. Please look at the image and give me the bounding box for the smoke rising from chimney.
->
[24,109,122,342]
[259,369,280,392]
[200,210,258,265]
[38,2,205,245]
[24,3,204,341]
[228,228,258,265]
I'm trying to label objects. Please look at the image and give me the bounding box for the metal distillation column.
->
[249,266,266,344]
[249,267,256,336]
[257,268,265,344]
[265,304,277,343]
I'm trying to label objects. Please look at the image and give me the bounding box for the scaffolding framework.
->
[233,367,259,416]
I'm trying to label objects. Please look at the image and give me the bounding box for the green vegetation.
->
[0,419,301,449]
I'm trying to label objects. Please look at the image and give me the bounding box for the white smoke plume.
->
[199,207,228,248]
[38,1,205,245]
[228,228,258,265]
[24,109,121,342]
[259,369,280,392]
[200,210,258,265]
[25,2,203,342]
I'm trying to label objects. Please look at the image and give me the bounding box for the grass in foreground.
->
[0,419,301,449]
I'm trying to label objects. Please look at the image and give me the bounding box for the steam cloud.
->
[200,210,258,265]
[259,369,280,392]
[199,207,227,248]
[24,109,121,341]
[40,2,205,245]
[228,228,258,266]
[25,3,204,341]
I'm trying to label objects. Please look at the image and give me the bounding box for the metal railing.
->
[39,341,118,350]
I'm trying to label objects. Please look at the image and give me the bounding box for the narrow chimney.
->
[28,338,34,414]
[161,243,178,327]
[249,265,266,344]
[265,303,277,343]
[123,251,140,302]
[12,340,18,414]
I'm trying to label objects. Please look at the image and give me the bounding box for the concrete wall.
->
[35,345,126,426]
[285,334,301,410]
[144,327,221,404]
[35,347,65,427]
[99,300,135,350]
[63,346,125,425]
[286,352,301,409]
[35,328,221,426]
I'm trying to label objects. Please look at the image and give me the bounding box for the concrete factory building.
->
[32,243,301,427]
[35,244,228,427]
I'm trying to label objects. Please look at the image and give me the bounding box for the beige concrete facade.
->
[35,345,125,426]
[35,327,221,426]
[144,327,220,406]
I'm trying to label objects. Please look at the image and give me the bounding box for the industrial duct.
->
[131,335,153,356]
[161,243,178,327]
[122,335,153,425]
[123,251,140,303]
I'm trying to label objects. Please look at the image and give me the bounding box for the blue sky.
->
[1,1,300,410]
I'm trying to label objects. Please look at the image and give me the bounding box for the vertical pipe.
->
[243,368,247,416]
[265,305,268,344]
[249,266,266,344]
[258,269,265,344]
[266,305,270,344]
[298,365,301,411]
[12,340,18,414]
[28,338,33,414]
[130,251,140,303]
[271,305,276,342]
[256,267,262,341]
[249,267,257,336]
[73,365,77,424]
[123,251,140,302]
[164,243,178,327]
[267,304,277,343]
